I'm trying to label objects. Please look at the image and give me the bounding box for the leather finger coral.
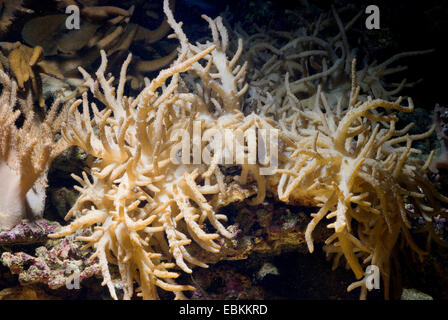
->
[0,69,68,230]
[48,0,268,298]
[271,61,448,299]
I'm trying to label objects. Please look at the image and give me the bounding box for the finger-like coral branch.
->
[0,70,69,230]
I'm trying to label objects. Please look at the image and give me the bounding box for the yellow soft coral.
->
[272,60,447,299]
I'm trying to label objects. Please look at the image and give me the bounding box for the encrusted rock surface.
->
[1,235,100,289]
[0,219,60,245]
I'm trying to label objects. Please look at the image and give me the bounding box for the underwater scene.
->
[0,0,448,301]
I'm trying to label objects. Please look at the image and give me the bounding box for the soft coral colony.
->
[48,0,266,299]
[1,0,447,299]
[0,69,68,230]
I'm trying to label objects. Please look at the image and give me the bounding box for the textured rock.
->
[0,219,59,245]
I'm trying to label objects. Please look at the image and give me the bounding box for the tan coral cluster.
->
[41,0,447,300]
[0,69,68,230]
[0,42,64,107]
